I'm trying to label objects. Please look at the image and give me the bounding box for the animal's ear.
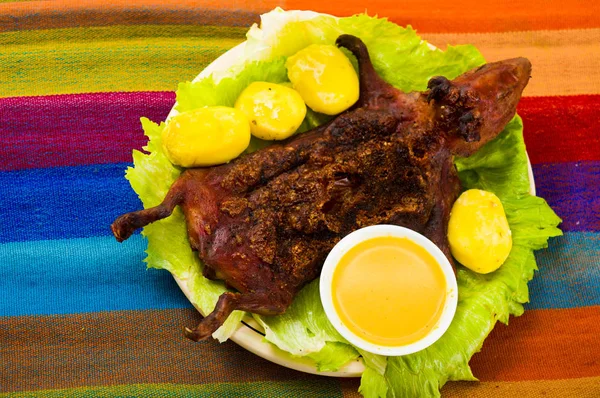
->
[427,76,482,154]
[427,76,452,103]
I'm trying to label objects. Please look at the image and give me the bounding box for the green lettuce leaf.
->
[307,342,360,372]
[175,58,289,112]
[253,279,360,370]
[373,117,562,398]
[358,350,389,398]
[126,57,343,343]
[245,13,485,92]
[125,10,562,397]
[126,118,244,341]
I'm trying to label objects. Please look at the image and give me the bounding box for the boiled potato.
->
[161,106,250,168]
[234,82,306,141]
[286,44,359,115]
[448,189,512,274]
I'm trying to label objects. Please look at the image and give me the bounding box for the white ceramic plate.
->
[167,12,536,377]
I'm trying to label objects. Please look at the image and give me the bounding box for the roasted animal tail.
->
[184,291,292,342]
[111,179,184,242]
[336,34,398,108]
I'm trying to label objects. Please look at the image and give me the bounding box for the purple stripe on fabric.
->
[0,92,174,171]
[533,160,599,232]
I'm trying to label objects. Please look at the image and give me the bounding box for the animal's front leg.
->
[422,156,461,270]
[111,178,185,242]
[184,290,293,342]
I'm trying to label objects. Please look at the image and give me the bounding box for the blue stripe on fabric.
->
[526,231,600,310]
[0,230,594,316]
[0,163,141,243]
[532,160,600,232]
[0,160,594,245]
[0,234,192,316]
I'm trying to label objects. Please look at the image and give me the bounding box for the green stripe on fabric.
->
[0,25,246,97]
[0,381,344,397]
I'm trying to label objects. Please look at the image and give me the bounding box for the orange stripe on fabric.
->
[470,306,600,382]
[0,309,324,393]
[284,0,600,33]
[421,29,600,97]
[443,376,600,397]
[341,307,600,394]
[340,378,361,397]
[0,0,279,11]
[0,0,279,32]
[285,307,598,395]
[2,306,598,393]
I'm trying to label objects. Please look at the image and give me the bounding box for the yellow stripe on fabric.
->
[0,25,246,97]
[0,24,246,45]
[6,25,599,98]
[0,381,344,398]
[341,377,600,398]
[442,376,600,397]
[421,28,600,97]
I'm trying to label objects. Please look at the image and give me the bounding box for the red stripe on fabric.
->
[0,92,175,171]
[470,306,600,382]
[2,93,598,171]
[519,95,600,165]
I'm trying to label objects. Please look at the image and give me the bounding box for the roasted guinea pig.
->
[112,35,531,341]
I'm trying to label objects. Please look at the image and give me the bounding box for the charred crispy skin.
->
[112,35,531,341]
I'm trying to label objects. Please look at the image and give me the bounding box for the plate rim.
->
[166,14,536,377]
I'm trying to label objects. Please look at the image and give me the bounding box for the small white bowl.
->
[319,224,458,356]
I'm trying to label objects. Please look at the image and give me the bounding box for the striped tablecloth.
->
[1,1,599,396]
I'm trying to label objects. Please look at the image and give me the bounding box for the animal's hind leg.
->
[111,179,185,242]
[184,291,292,342]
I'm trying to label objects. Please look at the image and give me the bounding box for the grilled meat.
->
[112,34,531,341]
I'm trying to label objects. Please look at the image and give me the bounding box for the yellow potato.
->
[161,106,250,168]
[234,82,307,141]
[448,189,512,274]
[286,44,359,115]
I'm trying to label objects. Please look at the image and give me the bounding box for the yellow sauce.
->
[332,236,447,346]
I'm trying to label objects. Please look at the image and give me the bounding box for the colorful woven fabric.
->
[1,1,599,396]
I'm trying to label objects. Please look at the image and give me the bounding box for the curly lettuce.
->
[125,10,562,397]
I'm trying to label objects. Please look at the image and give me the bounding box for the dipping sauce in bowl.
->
[320,225,457,356]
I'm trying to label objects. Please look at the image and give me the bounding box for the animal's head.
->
[427,57,532,156]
